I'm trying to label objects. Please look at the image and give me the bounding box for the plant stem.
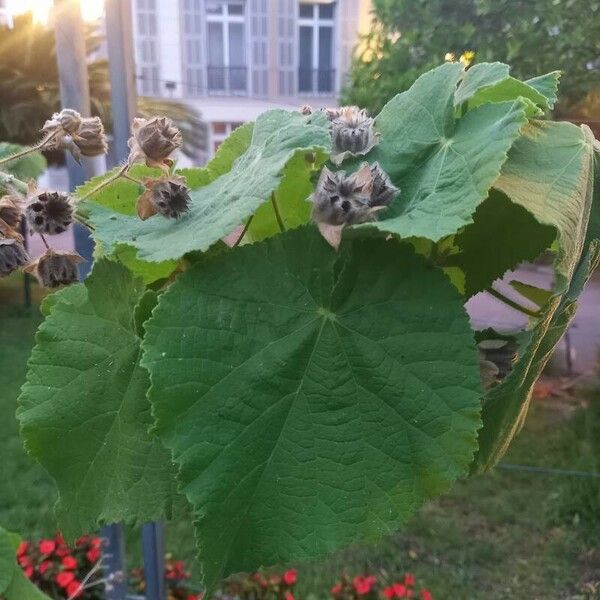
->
[0,131,59,167]
[234,215,253,246]
[486,286,540,318]
[0,171,28,194]
[39,233,50,250]
[270,193,285,232]
[78,164,129,202]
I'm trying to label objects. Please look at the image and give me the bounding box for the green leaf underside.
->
[473,241,600,473]
[361,62,528,241]
[0,527,51,599]
[456,190,556,298]
[142,227,482,589]
[494,120,595,292]
[454,62,510,106]
[17,260,174,539]
[87,110,331,262]
[468,77,549,113]
[509,281,553,309]
[525,72,561,109]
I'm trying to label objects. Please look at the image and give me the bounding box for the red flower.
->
[16,541,28,557]
[90,537,102,549]
[86,547,101,563]
[283,569,297,586]
[404,574,415,587]
[353,576,376,596]
[39,539,56,555]
[39,561,52,575]
[331,583,343,595]
[24,565,34,579]
[54,533,66,546]
[75,536,89,547]
[285,592,295,600]
[420,590,433,600]
[393,583,407,597]
[66,579,83,598]
[18,555,31,568]
[56,570,76,588]
[383,586,396,598]
[61,556,78,570]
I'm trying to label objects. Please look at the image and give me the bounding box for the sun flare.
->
[5,0,105,25]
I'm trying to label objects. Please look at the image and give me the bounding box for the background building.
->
[132,0,371,160]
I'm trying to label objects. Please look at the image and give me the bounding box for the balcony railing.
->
[206,66,248,95]
[298,68,336,95]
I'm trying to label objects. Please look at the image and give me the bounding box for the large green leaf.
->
[0,143,46,182]
[142,226,482,589]
[0,527,51,600]
[456,190,555,297]
[467,77,551,115]
[87,110,331,262]
[473,241,600,473]
[494,121,595,291]
[525,72,561,110]
[454,62,510,106]
[17,260,175,539]
[362,62,528,241]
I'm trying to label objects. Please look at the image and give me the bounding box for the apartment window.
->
[181,0,204,96]
[298,2,335,94]
[211,121,244,154]
[206,1,247,94]
[135,0,160,95]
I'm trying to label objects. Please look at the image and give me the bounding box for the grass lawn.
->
[1,301,598,598]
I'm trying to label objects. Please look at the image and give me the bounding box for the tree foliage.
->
[343,0,600,115]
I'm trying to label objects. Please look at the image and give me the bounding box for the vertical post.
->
[105,0,138,165]
[141,522,166,600]
[101,524,128,600]
[52,0,104,277]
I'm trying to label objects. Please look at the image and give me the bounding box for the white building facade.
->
[132,0,371,159]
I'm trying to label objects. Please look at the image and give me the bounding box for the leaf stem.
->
[0,130,59,166]
[270,193,285,232]
[78,163,129,202]
[234,215,253,247]
[486,286,540,318]
[39,233,50,250]
[0,170,28,194]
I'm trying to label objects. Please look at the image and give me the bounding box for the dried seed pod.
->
[369,163,398,207]
[25,248,84,288]
[74,117,108,158]
[331,107,379,164]
[25,191,73,235]
[300,105,313,115]
[128,116,182,167]
[43,108,83,136]
[136,175,190,220]
[0,194,24,229]
[0,237,29,277]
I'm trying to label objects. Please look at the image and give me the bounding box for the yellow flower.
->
[444,52,455,62]
[460,50,476,66]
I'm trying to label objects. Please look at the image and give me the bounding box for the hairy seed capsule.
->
[0,238,29,277]
[25,191,73,235]
[74,117,108,158]
[43,108,83,136]
[136,175,190,220]
[129,117,182,166]
[330,107,379,164]
[369,163,398,207]
[25,248,83,288]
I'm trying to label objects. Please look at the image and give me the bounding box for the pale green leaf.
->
[525,72,561,109]
[509,280,553,309]
[17,260,175,539]
[454,62,510,106]
[87,110,331,262]
[495,121,596,291]
[0,143,46,182]
[362,63,528,241]
[468,77,549,115]
[142,227,482,589]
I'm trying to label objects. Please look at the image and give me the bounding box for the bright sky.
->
[5,0,105,24]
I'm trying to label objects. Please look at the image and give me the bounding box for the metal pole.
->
[105,0,138,165]
[141,522,166,600]
[52,0,104,277]
[101,523,128,600]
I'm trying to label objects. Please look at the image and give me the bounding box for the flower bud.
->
[0,238,29,277]
[128,117,182,167]
[0,194,24,229]
[136,175,190,220]
[369,163,398,207]
[330,107,379,164]
[25,191,73,235]
[25,248,84,288]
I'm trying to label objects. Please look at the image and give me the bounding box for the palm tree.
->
[0,14,207,160]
